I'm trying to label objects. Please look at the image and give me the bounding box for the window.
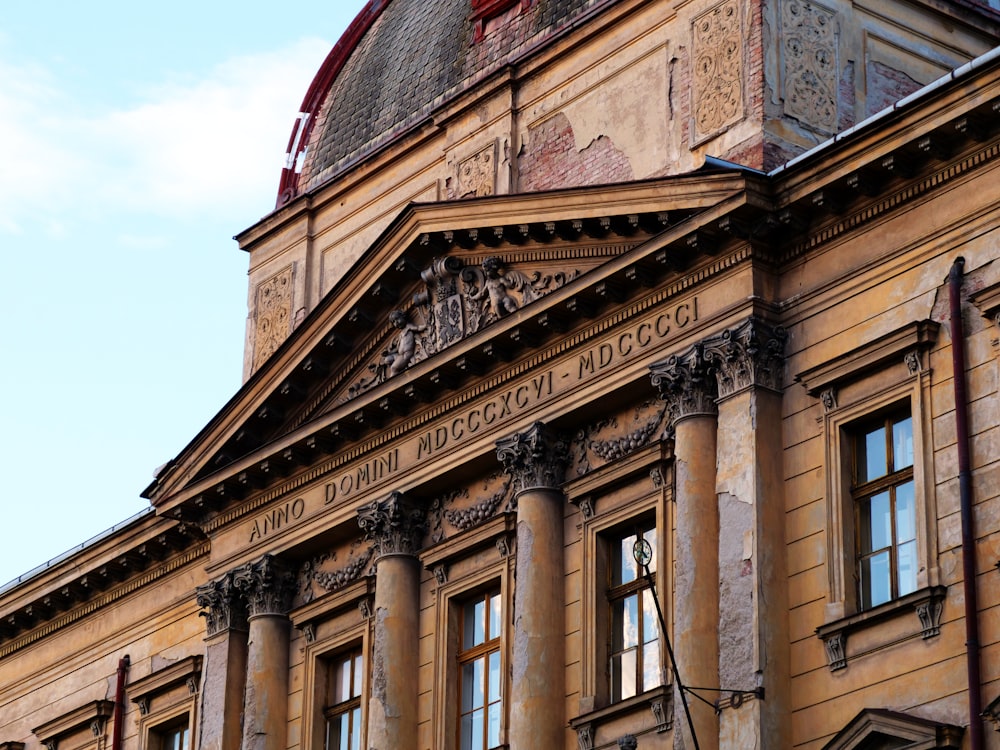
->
[607,522,661,702]
[458,588,502,750]
[324,648,364,750]
[851,410,917,610]
[152,720,190,750]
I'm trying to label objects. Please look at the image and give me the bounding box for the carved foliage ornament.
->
[781,0,838,133]
[195,572,248,636]
[692,0,745,140]
[231,554,297,617]
[496,421,570,494]
[252,266,293,371]
[349,256,577,397]
[650,317,787,425]
[457,144,496,198]
[357,491,426,558]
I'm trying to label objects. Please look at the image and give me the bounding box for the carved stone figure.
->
[471,256,520,319]
[382,309,426,378]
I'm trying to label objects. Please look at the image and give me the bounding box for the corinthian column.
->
[496,422,570,750]
[357,492,425,750]
[703,317,788,750]
[196,572,249,750]
[650,343,720,750]
[232,555,296,750]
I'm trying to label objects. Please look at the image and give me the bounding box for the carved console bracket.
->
[970,279,1000,334]
[569,685,673,747]
[815,586,947,671]
[983,693,1000,732]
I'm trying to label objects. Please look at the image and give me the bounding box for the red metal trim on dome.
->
[276,0,395,208]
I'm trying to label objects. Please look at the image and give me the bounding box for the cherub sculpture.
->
[381,309,425,378]
[470,256,520,318]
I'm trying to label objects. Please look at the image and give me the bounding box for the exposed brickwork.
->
[517,112,633,192]
[865,60,922,118]
[724,134,766,170]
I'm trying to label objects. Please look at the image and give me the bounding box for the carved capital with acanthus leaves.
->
[196,571,248,636]
[649,341,718,424]
[496,421,570,495]
[703,317,787,398]
[231,554,296,618]
[357,491,426,559]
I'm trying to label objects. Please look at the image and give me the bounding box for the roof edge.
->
[275,0,395,208]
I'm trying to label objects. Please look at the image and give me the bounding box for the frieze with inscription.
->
[348,255,578,398]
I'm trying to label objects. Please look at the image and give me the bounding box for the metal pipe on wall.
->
[112,655,130,750]
[948,257,984,749]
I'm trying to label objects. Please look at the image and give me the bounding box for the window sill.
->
[569,685,672,749]
[815,585,946,671]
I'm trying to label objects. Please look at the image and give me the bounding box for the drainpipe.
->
[113,655,130,750]
[949,257,984,749]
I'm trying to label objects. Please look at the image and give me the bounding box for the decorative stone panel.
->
[781,0,838,133]
[456,143,497,198]
[691,0,744,142]
[252,265,293,371]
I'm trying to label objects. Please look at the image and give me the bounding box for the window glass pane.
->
[464,597,486,648]
[859,424,887,482]
[861,491,892,553]
[895,481,916,543]
[614,532,639,585]
[487,702,502,749]
[611,649,637,701]
[862,550,892,608]
[488,650,500,701]
[643,639,661,693]
[471,708,484,749]
[897,539,918,597]
[642,588,658,645]
[622,594,639,648]
[893,416,913,470]
[460,713,474,750]
[489,592,501,641]
[643,526,658,574]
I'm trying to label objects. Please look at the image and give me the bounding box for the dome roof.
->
[277,0,604,205]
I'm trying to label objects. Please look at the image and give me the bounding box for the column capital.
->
[495,421,569,495]
[196,570,248,636]
[649,341,718,424]
[704,316,787,398]
[232,554,296,618]
[358,491,426,559]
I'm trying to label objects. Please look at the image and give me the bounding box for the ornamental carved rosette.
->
[195,571,248,636]
[357,491,426,559]
[648,342,718,425]
[703,317,787,397]
[231,554,296,618]
[495,421,570,495]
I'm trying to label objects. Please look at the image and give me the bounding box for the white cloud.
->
[0,36,331,233]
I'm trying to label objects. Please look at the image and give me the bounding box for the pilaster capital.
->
[649,342,718,424]
[231,554,296,618]
[195,571,248,636]
[704,316,787,398]
[495,421,569,495]
[357,491,426,559]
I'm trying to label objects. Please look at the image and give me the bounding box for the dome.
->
[277,0,603,205]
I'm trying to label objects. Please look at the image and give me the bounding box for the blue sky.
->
[0,1,367,586]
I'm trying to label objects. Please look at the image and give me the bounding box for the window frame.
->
[605,518,661,703]
[457,587,504,750]
[426,527,511,750]
[322,645,365,750]
[127,656,202,750]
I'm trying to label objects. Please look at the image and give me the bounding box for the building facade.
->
[3,1,1000,749]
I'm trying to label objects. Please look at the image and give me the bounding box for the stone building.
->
[3,1,1000,749]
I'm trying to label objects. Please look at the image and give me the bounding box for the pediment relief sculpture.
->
[347,255,578,398]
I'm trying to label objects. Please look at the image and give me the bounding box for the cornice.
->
[0,541,208,659]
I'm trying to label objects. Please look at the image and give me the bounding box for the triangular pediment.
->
[145,170,767,516]
[821,708,963,750]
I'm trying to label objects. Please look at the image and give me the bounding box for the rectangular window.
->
[324,648,364,750]
[459,588,502,750]
[852,410,917,610]
[607,521,661,702]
